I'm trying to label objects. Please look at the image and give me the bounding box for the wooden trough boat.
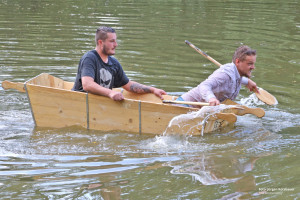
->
[2,73,264,135]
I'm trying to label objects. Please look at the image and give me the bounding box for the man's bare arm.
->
[82,76,124,101]
[123,81,166,99]
[130,82,152,93]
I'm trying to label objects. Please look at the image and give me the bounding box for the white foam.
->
[240,91,278,106]
[240,93,265,106]
[163,105,238,136]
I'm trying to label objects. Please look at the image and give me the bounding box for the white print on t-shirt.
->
[99,68,112,88]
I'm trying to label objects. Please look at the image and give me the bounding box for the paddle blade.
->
[255,88,278,105]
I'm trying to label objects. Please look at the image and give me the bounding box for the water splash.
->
[263,109,300,133]
[240,93,265,106]
[139,132,238,154]
[240,91,278,106]
[163,105,238,136]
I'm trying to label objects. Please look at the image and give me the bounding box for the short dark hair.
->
[95,26,116,45]
[232,45,256,64]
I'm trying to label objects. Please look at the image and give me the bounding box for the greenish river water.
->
[0,0,299,199]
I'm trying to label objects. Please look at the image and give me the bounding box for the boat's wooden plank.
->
[88,92,193,134]
[60,81,177,101]
[88,93,141,133]
[27,73,64,89]
[2,81,25,92]
[122,90,162,103]
[140,102,193,134]
[202,113,236,134]
[26,84,88,128]
[121,90,177,103]
[27,73,46,86]
[64,81,74,90]
[164,112,237,135]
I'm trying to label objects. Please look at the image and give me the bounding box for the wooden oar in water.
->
[221,99,265,118]
[163,99,265,118]
[185,40,277,105]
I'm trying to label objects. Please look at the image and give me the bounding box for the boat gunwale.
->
[23,73,197,109]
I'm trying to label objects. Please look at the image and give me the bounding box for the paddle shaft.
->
[164,99,265,118]
[162,100,235,107]
[185,40,222,67]
[163,100,211,106]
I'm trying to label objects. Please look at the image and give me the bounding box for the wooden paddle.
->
[222,99,265,118]
[163,100,211,106]
[185,40,277,105]
[163,99,265,118]
[2,80,26,92]
[255,88,277,105]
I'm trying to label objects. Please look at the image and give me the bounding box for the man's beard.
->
[244,71,251,78]
[102,44,114,56]
[243,73,250,78]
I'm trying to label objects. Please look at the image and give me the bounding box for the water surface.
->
[0,0,299,199]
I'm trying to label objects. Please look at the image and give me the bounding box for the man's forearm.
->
[129,82,152,93]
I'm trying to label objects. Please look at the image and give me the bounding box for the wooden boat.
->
[2,73,264,135]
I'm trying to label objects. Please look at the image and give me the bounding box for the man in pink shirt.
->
[179,45,259,106]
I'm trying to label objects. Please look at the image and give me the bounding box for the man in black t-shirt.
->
[73,26,166,101]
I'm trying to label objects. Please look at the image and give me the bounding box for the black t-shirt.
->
[72,50,129,92]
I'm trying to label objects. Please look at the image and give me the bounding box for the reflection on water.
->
[170,154,257,185]
[1,0,300,199]
[0,115,299,199]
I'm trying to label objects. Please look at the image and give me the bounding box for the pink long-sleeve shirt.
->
[181,62,248,103]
